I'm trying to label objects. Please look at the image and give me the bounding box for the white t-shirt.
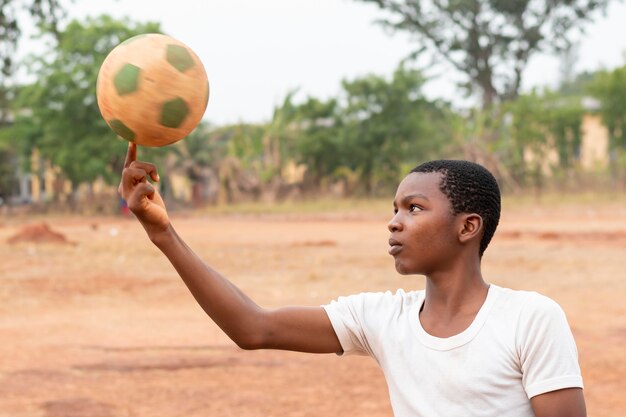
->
[322,284,583,417]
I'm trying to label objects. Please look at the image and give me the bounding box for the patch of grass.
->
[193,196,392,217]
[501,190,626,210]
[189,191,626,218]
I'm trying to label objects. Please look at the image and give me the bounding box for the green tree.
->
[547,97,583,170]
[588,65,626,181]
[168,121,226,205]
[501,89,583,189]
[340,64,445,194]
[356,0,612,108]
[10,15,161,190]
[224,123,265,171]
[588,66,626,153]
[557,71,597,98]
[219,122,265,202]
[0,140,17,203]
[257,91,300,200]
[0,0,68,123]
[0,84,33,203]
[292,97,345,191]
[501,91,552,188]
[262,92,299,175]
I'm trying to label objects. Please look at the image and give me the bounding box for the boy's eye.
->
[409,204,422,213]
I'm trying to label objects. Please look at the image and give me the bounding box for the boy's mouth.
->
[388,238,402,255]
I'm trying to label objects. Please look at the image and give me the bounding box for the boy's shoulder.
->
[327,288,425,318]
[491,284,567,319]
[494,284,560,304]
[366,287,425,305]
[335,288,424,306]
[337,287,424,299]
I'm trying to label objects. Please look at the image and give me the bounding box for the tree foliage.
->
[0,0,68,123]
[10,15,160,187]
[292,97,345,189]
[261,91,300,184]
[3,8,618,205]
[588,65,626,153]
[0,137,17,201]
[356,0,612,107]
[340,64,449,193]
[503,90,583,187]
[588,65,626,182]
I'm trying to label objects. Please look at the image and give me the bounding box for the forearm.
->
[150,224,265,348]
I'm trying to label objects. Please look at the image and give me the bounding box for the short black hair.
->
[410,160,501,257]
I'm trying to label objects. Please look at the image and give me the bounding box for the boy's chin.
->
[394,258,430,276]
[394,262,419,276]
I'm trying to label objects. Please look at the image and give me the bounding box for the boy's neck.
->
[419,262,489,338]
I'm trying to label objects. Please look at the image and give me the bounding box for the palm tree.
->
[168,121,224,206]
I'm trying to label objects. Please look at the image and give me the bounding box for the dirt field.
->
[1,200,625,417]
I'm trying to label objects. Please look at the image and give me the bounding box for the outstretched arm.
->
[119,143,342,354]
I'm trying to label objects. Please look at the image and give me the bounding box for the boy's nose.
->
[387,216,403,232]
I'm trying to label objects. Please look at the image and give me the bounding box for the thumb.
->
[143,182,156,199]
[128,182,156,212]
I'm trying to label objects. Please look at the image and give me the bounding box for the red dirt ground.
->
[0,202,624,416]
[6,223,72,246]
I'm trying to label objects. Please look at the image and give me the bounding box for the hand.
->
[118,143,170,237]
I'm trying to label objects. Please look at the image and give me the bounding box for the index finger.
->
[124,142,137,168]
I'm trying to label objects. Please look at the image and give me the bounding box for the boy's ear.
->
[458,213,483,244]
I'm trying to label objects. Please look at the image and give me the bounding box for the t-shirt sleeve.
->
[517,294,584,398]
[322,292,385,357]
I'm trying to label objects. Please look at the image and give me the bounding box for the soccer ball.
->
[96,33,209,147]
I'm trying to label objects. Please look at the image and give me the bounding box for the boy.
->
[119,143,585,416]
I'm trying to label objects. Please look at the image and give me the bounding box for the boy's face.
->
[388,172,460,275]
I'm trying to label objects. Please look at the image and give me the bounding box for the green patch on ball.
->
[114,64,141,95]
[203,81,210,109]
[108,119,136,141]
[166,44,195,72]
[160,98,189,128]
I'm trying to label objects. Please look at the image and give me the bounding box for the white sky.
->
[49,0,626,124]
